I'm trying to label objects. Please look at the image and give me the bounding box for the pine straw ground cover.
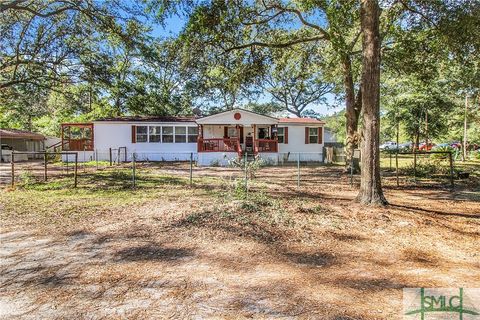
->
[0,165,479,319]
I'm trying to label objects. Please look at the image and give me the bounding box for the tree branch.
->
[224,35,325,52]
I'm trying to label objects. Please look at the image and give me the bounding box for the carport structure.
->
[0,128,45,161]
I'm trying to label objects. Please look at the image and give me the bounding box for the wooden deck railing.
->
[255,139,278,153]
[65,139,93,151]
[197,138,241,154]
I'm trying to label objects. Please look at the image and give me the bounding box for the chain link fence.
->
[1,149,473,191]
[379,150,458,188]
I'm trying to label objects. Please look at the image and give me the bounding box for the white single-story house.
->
[60,108,330,166]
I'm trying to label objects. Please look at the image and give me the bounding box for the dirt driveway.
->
[1,165,479,319]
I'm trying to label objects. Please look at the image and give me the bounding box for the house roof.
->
[94,116,197,123]
[196,108,278,125]
[200,108,278,121]
[0,128,45,140]
[278,118,325,125]
[86,112,326,126]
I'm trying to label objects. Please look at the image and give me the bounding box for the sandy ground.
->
[0,165,479,319]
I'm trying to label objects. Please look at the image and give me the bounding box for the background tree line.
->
[1,0,479,204]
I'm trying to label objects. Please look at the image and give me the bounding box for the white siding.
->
[64,119,327,164]
[277,125,324,162]
[198,152,237,166]
[324,128,337,143]
[93,121,197,161]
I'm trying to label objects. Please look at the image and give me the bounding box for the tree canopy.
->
[1,0,479,203]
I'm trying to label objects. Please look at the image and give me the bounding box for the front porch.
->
[196,109,280,155]
[195,109,280,166]
[197,124,278,156]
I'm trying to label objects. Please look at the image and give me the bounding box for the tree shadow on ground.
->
[388,203,479,219]
[114,244,193,262]
[337,277,415,292]
[282,251,337,267]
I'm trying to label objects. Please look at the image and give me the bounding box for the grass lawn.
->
[0,164,479,319]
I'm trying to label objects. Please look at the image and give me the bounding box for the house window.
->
[162,126,174,143]
[228,127,238,138]
[188,127,198,143]
[149,126,161,143]
[136,126,148,143]
[175,126,186,143]
[258,127,269,139]
[277,127,285,143]
[309,128,319,144]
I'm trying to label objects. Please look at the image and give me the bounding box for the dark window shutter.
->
[131,125,136,143]
[239,126,244,143]
[305,127,309,144]
[318,127,323,144]
[284,127,288,144]
[224,126,228,138]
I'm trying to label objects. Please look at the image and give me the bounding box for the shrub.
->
[430,146,454,160]
[402,159,452,177]
[18,171,37,187]
[228,156,265,178]
[474,150,480,160]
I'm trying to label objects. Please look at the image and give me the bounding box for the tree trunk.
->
[425,111,428,147]
[414,130,419,151]
[343,56,361,173]
[463,94,468,161]
[356,0,387,205]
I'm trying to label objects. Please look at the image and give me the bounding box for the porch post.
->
[197,124,203,153]
[275,124,278,152]
[253,124,256,154]
[61,124,65,150]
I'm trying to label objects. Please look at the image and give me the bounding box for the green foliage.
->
[430,146,454,160]
[474,150,480,160]
[18,172,37,188]
[402,159,456,177]
[320,111,346,143]
[243,102,283,116]
[262,44,334,116]
[228,156,265,179]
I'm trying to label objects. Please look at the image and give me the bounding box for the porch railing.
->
[255,139,278,153]
[64,139,93,151]
[197,138,241,154]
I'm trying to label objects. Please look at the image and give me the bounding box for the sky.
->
[148,11,343,117]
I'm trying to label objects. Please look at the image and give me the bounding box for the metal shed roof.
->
[0,128,45,140]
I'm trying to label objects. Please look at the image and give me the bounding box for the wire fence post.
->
[389,151,392,171]
[74,152,78,188]
[10,152,14,187]
[449,151,454,190]
[350,157,354,187]
[297,152,300,188]
[189,152,193,186]
[109,148,112,166]
[244,152,248,195]
[396,151,399,187]
[95,149,98,170]
[66,153,69,174]
[44,151,48,181]
[132,152,136,188]
[413,148,417,184]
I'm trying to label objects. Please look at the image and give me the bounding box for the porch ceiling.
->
[196,108,278,125]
